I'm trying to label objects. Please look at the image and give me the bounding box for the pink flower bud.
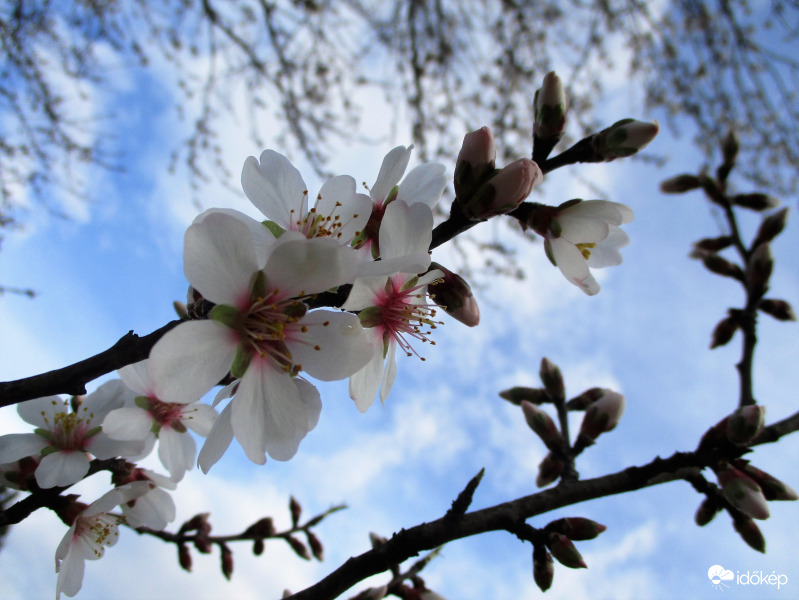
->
[547,532,587,569]
[593,119,659,161]
[726,405,765,444]
[521,401,564,452]
[716,461,770,520]
[578,390,625,441]
[534,71,568,140]
[428,262,480,326]
[463,158,542,219]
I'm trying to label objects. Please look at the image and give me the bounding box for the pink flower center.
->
[146,398,186,429]
[50,409,91,450]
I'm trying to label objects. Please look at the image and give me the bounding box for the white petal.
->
[17,396,65,429]
[397,162,447,208]
[379,339,399,405]
[56,541,86,599]
[158,427,196,481]
[379,200,433,268]
[86,433,146,460]
[315,176,372,242]
[341,276,385,311]
[241,150,308,227]
[549,238,600,295]
[83,380,132,425]
[149,320,238,404]
[85,488,126,516]
[184,212,259,307]
[198,402,234,473]
[371,146,412,204]
[587,227,629,268]
[294,378,322,431]
[265,237,357,298]
[290,311,372,381]
[0,433,47,463]
[194,207,276,265]
[102,407,153,441]
[348,334,385,412]
[181,403,218,437]
[123,487,176,530]
[117,360,152,397]
[36,451,90,488]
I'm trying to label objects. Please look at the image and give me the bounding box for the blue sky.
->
[1,28,799,600]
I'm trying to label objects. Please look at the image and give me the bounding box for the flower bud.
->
[660,174,702,194]
[694,497,720,526]
[499,386,547,406]
[726,405,765,444]
[307,530,325,561]
[716,461,770,520]
[245,516,276,537]
[532,545,554,592]
[753,207,788,247]
[577,390,625,442]
[220,544,234,580]
[289,495,302,526]
[593,119,659,161]
[692,235,734,254]
[701,254,744,280]
[565,387,605,410]
[710,314,738,349]
[758,298,796,322]
[732,193,780,211]
[521,401,564,452]
[539,357,565,401]
[537,452,565,488]
[454,127,496,198]
[253,537,265,556]
[733,515,766,553]
[735,462,799,501]
[547,532,587,569]
[463,158,542,220]
[721,130,739,169]
[286,535,311,560]
[534,71,568,140]
[546,517,607,541]
[178,544,192,572]
[428,262,480,326]
[748,242,773,297]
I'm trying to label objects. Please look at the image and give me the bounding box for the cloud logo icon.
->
[708,564,735,587]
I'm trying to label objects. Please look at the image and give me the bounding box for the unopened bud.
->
[566,387,606,411]
[464,158,542,220]
[546,517,607,541]
[178,544,192,572]
[721,131,739,169]
[716,461,770,520]
[758,298,796,322]
[710,314,739,349]
[287,535,311,560]
[539,357,565,401]
[593,119,659,161]
[289,496,302,526]
[692,235,734,254]
[733,515,766,553]
[220,544,234,580]
[748,242,773,298]
[695,497,720,526]
[726,405,765,444]
[577,390,625,442]
[307,530,324,561]
[499,386,547,406]
[547,532,587,569]
[454,127,496,199]
[521,401,564,452]
[701,254,744,280]
[185,512,211,533]
[195,536,212,554]
[428,262,480,326]
[732,193,780,211]
[532,545,554,592]
[537,452,565,488]
[245,516,276,537]
[735,461,799,501]
[660,174,702,194]
[534,71,568,140]
[253,537,265,556]
[753,207,788,247]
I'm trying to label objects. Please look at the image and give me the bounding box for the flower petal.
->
[17,396,65,429]
[377,200,433,272]
[117,360,152,397]
[198,403,234,473]
[587,226,629,268]
[371,146,412,204]
[265,237,357,298]
[184,211,260,308]
[379,339,399,405]
[158,427,196,481]
[149,320,238,404]
[194,207,277,265]
[397,163,447,208]
[241,150,308,228]
[36,451,90,488]
[315,176,372,242]
[0,433,47,463]
[341,276,386,311]
[548,237,600,295]
[290,311,372,381]
[349,333,385,412]
[102,407,153,441]
[182,403,218,437]
[56,537,86,599]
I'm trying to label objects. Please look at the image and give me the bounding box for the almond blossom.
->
[149,211,371,468]
[0,382,144,489]
[55,482,151,598]
[343,200,442,411]
[241,149,372,243]
[538,200,633,295]
[102,360,217,481]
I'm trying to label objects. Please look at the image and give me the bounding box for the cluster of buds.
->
[453,126,543,220]
[532,517,607,591]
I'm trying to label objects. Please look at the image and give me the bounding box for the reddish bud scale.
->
[566,387,606,410]
[307,530,325,561]
[726,405,765,444]
[547,517,607,541]
[463,158,542,220]
[428,262,480,327]
[537,452,565,488]
[733,516,766,553]
[758,298,797,322]
[454,126,496,199]
[178,544,192,572]
[289,496,302,526]
[747,243,773,297]
[221,544,234,580]
[695,497,720,527]
[287,535,311,560]
[716,461,770,520]
[578,391,625,441]
[732,193,779,211]
[547,532,587,569]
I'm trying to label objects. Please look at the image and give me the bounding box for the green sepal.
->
[39,446,58,457]
[401,275,419,292]
[283,301,308,320]
[382,330,391,358]
[231,344,253,379]
[263,220,285,238]
[135,396,151,410]
[210,304,241,330]
[358,306,384,328]
[544,239,557,267]
[250,270,268,301]
[34,428,53,441]
[85,426,102,438]
[150,422,162,435]
[172,421,188,434]
[384,186,399,207]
